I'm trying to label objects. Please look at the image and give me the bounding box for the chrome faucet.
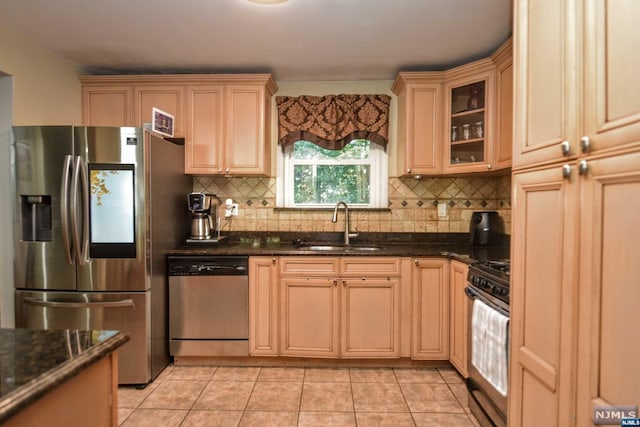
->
[332,201,358,245]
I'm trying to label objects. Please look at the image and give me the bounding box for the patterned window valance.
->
[276,94,391,151]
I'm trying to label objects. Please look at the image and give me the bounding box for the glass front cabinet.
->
[443,67,495,173]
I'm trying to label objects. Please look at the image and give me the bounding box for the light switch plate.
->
[230,203,239,216]
[437,202,447,218]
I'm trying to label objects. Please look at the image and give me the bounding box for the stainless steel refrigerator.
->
[12,126,191,385]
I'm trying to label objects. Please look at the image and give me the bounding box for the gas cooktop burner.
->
[479,260,510,275]
[468,259,511,304]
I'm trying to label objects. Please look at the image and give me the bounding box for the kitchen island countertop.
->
[0,328,129,424]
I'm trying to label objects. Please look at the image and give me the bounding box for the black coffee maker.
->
[187,192,218,240]
[469,211,504,245]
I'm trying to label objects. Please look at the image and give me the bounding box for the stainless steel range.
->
[465,260,510,427]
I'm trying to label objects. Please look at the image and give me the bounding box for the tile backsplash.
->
[193,174,511,235]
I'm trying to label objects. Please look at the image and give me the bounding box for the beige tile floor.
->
[118,365,481,426]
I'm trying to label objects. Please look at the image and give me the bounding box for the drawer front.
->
[279,257,339,276]
[340,257,401,276]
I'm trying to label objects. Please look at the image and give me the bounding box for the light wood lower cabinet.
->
[449,260,469,377]
[278,256,401,358]
[411,258,450,360]
[248,257,279,356]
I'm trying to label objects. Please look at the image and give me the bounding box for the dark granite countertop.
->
[169,232,510,264]
[0,328,129,423]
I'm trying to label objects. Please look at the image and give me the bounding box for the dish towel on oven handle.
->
[471,298,509,397]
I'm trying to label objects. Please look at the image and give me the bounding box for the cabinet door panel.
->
[412,258,449,359]
[576,151,640,425]
[583,0,640,155]
[185,85,224,173]
[509,165,577,427]
[449,260,469,377]
[82,86,132,126]
[513,0,579,168]
[249,257,278,356]
[280,277,339,358]
[134,86,184,136]
[226,85,268,174]
[494,54,513,170]
[341,278,400,358]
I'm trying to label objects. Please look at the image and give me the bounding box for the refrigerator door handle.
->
[60,155,74,264]
[23,297,135,309]
[71,156,90,265]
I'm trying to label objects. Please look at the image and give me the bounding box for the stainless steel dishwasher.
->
[168,255,249,357]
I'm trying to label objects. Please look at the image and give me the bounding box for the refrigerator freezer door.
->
[12,126,78,291]
[15,290,153,385]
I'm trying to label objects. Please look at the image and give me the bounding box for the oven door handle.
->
[465,286,510,317]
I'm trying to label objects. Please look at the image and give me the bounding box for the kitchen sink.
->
[295,243,384,252]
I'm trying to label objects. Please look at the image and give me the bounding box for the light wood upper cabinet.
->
[185,85,225,173]
[581,0,640,157]
[393,39,512,177]
[449,260,469,378]
[392,73,444,176]
[82,85,133,127]
[185,78,276,176]
[512,0,579,169]
[81,74,277,176]
[249,257,279,356]
[133,85,184,137]
[442,63,495,174]
[491,38,514,170]
[411,258,449,360]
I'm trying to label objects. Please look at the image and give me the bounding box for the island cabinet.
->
[278,256,402,359]
[448,259,469,377]
[510,1,640,426]
[411,258,450,360]
[248,257,279,356]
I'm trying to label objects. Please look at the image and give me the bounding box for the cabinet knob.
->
[561,140,571,156]
[487,164,492,170]
[272,258,276,265]
[580,136,591,153]
[578,160,588,176]
[225,168,230,174]
[342,280,347,287]
[414,259,419,266]
[333,279,337,286]
[407,168,411,174]
[217,168,222,173]
[562,164,572,179]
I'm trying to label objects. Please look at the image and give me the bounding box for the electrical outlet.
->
[230,203,239,216]
[437,202,448,218]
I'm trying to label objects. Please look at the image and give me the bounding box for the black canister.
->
[469,211,504,245]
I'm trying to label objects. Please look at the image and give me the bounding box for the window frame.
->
[276,140,388,209]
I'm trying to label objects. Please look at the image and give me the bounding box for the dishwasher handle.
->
[23,298,135,309]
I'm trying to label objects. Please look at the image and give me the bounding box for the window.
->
[278,139,388,208]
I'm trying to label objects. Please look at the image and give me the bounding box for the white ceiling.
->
[0,0,512,81]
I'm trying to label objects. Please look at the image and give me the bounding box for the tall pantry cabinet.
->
[510,1,640,426]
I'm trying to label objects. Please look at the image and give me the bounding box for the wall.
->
[194,174,511,235]
[0,27,83,327]
[192,80,511,236]
[0,26,83,125]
